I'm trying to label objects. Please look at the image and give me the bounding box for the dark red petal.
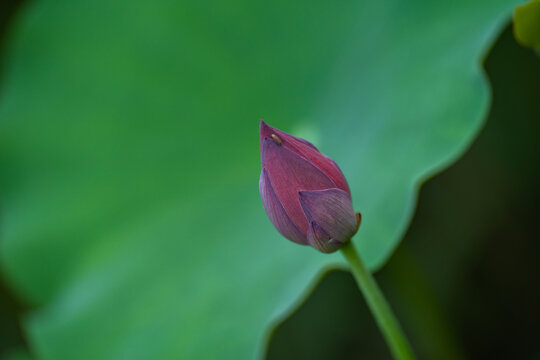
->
[298,188,357,243]
[262,138,335,235]
[259,120,350,195]
[282,136,351,195]
[307,221,345,253]
[259,170,307,244]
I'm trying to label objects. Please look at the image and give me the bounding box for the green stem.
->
[341,241,416,360]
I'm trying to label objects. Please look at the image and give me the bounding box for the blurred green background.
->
[1,0,539,359]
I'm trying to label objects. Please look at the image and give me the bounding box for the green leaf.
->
[0,0,518,358]
[513,0,540,52]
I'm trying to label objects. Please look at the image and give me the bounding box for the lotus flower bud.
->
[259,120,360,253]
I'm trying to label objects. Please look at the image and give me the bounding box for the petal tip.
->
[259,119,275,139]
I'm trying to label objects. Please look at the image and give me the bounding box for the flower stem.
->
[341,241,416,360]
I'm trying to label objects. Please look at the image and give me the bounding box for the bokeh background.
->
[1,1,539,359]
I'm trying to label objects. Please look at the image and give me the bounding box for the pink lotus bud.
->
[259,120,360,253]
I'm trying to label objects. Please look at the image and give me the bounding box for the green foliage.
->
[0,0,519,358]
[514,0,540,52]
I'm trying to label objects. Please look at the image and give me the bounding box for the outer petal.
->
[280,135,350,195]
[259,170,307,244]
[306,221,345,253]
[298,188,357,243]
[259,120,350,195]
[261,138,335,235]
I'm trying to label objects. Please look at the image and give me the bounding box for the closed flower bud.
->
[259,120,360,253]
